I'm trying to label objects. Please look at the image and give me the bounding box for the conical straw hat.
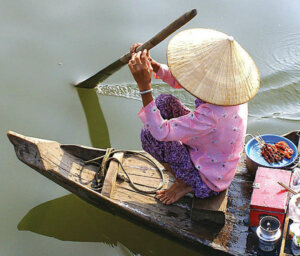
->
[167,28,260,105]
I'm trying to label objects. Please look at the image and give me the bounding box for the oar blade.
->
[75,59,125,88]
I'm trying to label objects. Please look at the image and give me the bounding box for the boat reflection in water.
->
[17,194,208,256]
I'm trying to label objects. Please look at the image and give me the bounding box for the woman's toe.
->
[159,195,168,202]
[165,198,173,205]
[156,190,165,195]
[162,198,169,204]
[162,196,171,204]
[156,194,164,199]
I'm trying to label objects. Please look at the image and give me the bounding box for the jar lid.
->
[256,226,282,242]
[256,216,281,242]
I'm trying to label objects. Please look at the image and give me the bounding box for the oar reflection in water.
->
[18,194,208,256]
[76,88,110,149]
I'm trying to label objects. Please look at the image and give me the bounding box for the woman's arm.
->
[154,64,182,89]
[128,49,216,142]
[128,49,153,107]
[138,102,216,142]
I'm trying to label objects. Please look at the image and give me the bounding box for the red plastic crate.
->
[249,167,292,228]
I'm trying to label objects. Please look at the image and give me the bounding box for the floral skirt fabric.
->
[140,94,219,198]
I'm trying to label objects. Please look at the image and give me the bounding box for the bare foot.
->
[156,181,193,205]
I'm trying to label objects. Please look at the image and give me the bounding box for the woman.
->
[128,28,260,205]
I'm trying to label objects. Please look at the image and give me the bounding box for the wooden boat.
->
[7,130,300,256]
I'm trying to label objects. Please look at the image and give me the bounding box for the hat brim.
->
[166,28,260,106]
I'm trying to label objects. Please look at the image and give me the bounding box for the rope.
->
[84,149,165,194]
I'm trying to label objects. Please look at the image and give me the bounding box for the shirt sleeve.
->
[153,64,183,89]
[138,100,217,142]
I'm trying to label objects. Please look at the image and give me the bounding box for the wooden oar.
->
[75,9,197,88]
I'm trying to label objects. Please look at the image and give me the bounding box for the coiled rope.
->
[83,148,165,194]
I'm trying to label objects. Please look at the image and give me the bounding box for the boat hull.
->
[7,130,300,256]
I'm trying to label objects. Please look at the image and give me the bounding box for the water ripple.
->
[97,83,196,107]
[268,33,300,71]
[97,80,300,121]
[249,81,300,121]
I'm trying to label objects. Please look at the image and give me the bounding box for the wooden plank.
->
[117,172,166,190]
[112,183,232,252]
[280,132,300,255]
[191,189,228,226]
[114,179,166,199]
[116,152,174,192]
[122,154,165,178]
[101,152,124,198]
[280,215,290,256]
[60,144,106,161]
[120,164,175,183]
[39,143,98,189]
[112,184,196,231]
[117,163,173,189]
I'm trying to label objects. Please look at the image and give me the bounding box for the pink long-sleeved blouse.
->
[138,64,248,192]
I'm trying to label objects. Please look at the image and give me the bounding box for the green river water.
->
[0,1,299,255]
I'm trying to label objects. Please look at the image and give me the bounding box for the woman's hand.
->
[128,49,154,107]
[128,49,153,92]
[130,43,161,73]
[130,43,142,55]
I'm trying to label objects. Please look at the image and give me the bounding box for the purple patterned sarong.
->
[140,94,219,198]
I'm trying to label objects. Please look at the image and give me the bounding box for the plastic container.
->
[290,223,300,237]
[289,194,300,223]
[291,230,300,256]
[291,168,300,193]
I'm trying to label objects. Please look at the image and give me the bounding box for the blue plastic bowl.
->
[245,134,298,168]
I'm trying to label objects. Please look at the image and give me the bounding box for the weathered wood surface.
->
[7,130,300,256]
[280,216,291,256]
[191,189,228,226]
[101,152,124,198]
[280,130,300,256]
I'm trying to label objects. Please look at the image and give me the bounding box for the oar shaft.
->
[119,9,197,63]
[76,9,197,88]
